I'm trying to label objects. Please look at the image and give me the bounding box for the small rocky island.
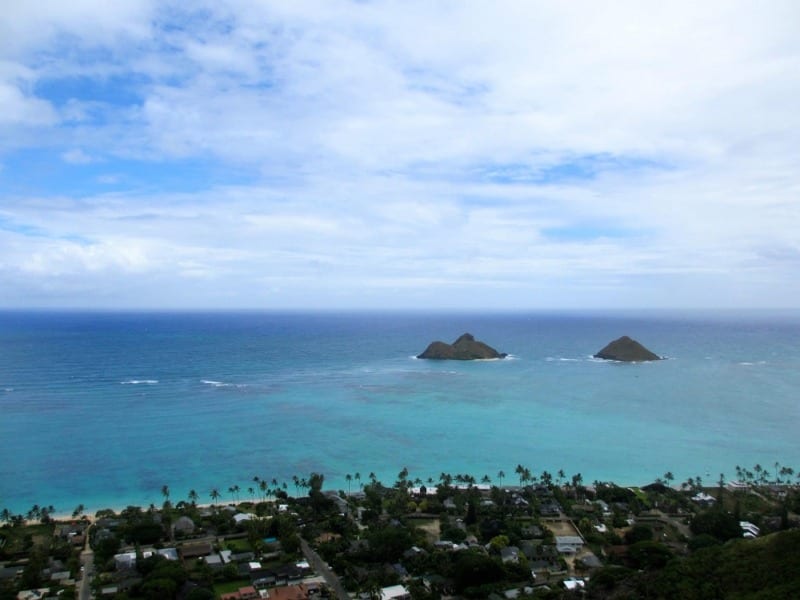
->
[417,333,508,360]
[594,336,662,362]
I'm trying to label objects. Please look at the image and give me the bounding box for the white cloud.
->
[1,1,799,308]
[0,81,56,126]
[61,148,93,164]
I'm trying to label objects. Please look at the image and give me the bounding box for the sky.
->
[1,1,799,310]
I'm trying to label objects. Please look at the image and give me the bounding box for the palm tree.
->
[233,484,241,502]
[540,470,552,487]
[345,473,352,495]
[210,488,220,506]
[481,474,491,485]
[161,485,170,503]
[72,504,85,519]
[664,472,674,487]
[259,480,268,501]
[355,472,362,489]
[248,487,255,500]
[188,489,199,505]
[497,470,505,487]
[27,505,40,521]
[572,473,584,500]
[397,467,409,485]
[40,506,53,523]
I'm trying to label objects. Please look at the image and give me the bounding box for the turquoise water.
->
[1,310,799,515]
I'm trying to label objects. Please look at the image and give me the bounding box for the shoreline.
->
[6,481,736,526]
[2,472,779,521]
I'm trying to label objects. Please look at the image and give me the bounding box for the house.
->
[204,553,225,570]
[324,491,349,514]
[726,480,750,493]
[172,515,196,536]
[594,500,611,516]
[251,569,277,588]
[267,583,311,599]
[563,577,585,591]
[692,492,717,504]
[380,584,411,600]
[554,536,583,554]
[500,546,520,564]
[539,501,562,516]
[17,589,52,600]
[234,513,254,525]
[157,547,179,561]
[521,524,542,538]
[115,550,158,570]
[578,553,603,569]
[180,541,213,559]
[740,521,760,538]
[221,586,260,600]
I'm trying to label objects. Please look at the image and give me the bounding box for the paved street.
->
[77,525,94,600]
[300,537,350,599]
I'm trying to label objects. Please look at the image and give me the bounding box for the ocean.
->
[1,310,798,516]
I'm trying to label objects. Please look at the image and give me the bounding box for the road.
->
[299,537,350,599]
[77,525,95,600]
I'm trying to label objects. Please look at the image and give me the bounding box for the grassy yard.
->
[225,538,253,552]
[213,579,252,598]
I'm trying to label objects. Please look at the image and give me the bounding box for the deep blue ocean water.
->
[1,310,799,515]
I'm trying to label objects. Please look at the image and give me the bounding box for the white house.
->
[380,584,411,600]
[740,521,760,538]
[555,536,584,554]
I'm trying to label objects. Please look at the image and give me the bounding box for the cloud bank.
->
[1,1,799,309]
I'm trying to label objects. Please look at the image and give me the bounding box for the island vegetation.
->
[2,462,800,599]
[594,336,662,362]
[417,333,508,360]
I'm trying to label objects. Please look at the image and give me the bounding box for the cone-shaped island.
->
[594,336,662,362]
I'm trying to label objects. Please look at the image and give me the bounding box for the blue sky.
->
[1,1,799,309]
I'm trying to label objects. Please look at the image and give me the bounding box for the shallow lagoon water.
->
[1,310,798,514]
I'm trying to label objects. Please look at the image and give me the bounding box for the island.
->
[417,332,508,360]
[594,335,662,361]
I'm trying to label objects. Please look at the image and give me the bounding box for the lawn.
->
[213,579,252,598]
[225,538,253,552]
